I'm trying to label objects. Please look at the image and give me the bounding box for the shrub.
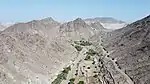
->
[78,81,84,84]
[70,78,75,82]
[93,71,97,73]
[58,72,67,80]
[62,66,71,74]
[75,45,83,51]
[92,61,95,64]
[68,82,75,84]
[51,77,62,84]
[84,55,91,60]
[52,66,71,84]
[74,41,80,45]
[87,67,90,69]
[79,40,92,46]
[68,78,75,84]
[75,73,78,76]
[74,40,92,46]
[71,44,74,46]
[93,75,98,78]
[51,72,67,84]
[86,49,98,56]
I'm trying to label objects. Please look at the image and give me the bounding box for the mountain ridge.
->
[0,15,149,84]
[102,14,150,84]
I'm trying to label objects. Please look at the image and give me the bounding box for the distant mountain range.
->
[84,17,125,23]
[0,17,126,31]
[84,17,127,30]
[0,15,149,84]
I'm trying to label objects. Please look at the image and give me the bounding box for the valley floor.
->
[51,37,135,84]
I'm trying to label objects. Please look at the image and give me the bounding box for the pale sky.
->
[0,0,150,22]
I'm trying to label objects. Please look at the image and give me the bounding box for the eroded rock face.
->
[90,22,105,30]
[0,18,95,84]
[1,15,150,84]
[59,18,94,40]
[102,15,150,84]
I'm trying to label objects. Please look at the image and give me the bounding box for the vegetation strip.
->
[52,66,71,84]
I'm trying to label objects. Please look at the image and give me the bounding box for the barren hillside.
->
[102,15,150,84]
[0,15,149,84]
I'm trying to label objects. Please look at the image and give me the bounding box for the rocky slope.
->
[0,17,97,84]
[102,15,150,84]
[0,15,149,84]
[0,24,6,31]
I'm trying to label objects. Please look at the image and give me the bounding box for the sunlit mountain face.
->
[0,15,150,84]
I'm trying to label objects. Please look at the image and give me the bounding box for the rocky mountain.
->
[0,15,150,84]
[0,17,96,84]
[0,18,61,84]
[89,22,105,30]
[102,15,150,84]
[2,22,15,27]
[85,17,127,30]
[0,24,6,31]
[0,22,15,31]
[59,18,94,40]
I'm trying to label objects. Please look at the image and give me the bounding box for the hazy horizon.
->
[0,0,150,23]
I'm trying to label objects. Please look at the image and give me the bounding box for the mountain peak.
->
[140,14,150,21]
[26,17,60,26]
[90,22,105,30]
[0,24,6,31]
[41,17,55,22]
[73,18,84,22]
[75,18,82,20]
[144,14,150,19]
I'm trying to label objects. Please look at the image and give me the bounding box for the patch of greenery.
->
[51,77,62,84]
[70,78,75,82]
[58,72,67,80]
[68,82,75,84]
[84,55,91,61]
[86,49,98,56]
[79,40,92,46]
[87,67,90,69]
[62,66,71,74]
[93,71,97,73]
[51,72,67,84]
[92,61,95,65]
[74,41,80,45]
[74,40,92,46]
[93,74,98,78]
[68,78,75,84]
[78,81,84,84]
[71,43,74,46]
[75,45,83,51]
[52,66,71,84]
